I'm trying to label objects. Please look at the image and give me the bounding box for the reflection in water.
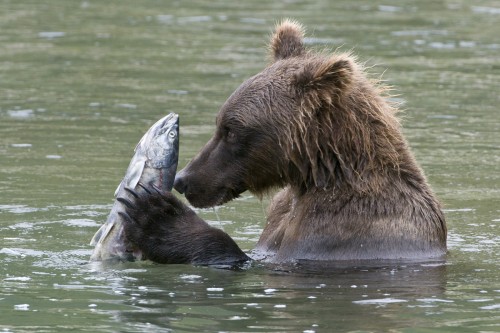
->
[81,260,448,332]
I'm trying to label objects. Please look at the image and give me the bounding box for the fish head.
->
[137,113,179,169]
[124,113,179,194]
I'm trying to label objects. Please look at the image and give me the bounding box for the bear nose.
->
[173,169,188,194]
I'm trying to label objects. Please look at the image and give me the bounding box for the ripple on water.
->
[38,31,66,39]
[179,274,203,283]
[479,304,500,310]
[7,109,34,118]
[10,143,33,148]
[62,219,100,228]
[353,298,408,305]
[64,204,111,211]
[177,16,212,24]
[240,18,266,24]
[0,248,46,257]
[14,304,30,311]
[0,205,47,214]
[391,30,448,36]
[156,14,213,25]
[471,6,500,15]
[33,249,91,269]
[6,218,101,233]
[4,276,31,282]
[416,298,454,303]
[378,5,402,12]
[304,37,344,45]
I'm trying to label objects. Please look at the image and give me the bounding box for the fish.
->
[90,113,179,261]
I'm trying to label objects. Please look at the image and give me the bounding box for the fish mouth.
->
[157,113,179,132]
[145,113,179,140]
[136,112,179,154]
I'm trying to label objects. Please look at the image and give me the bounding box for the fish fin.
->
[90,222,115,247]
[113,182,122,197]
[90,222,113,246]
[89,229,100,246]
[126,156,147,190]
[134,124,153,155]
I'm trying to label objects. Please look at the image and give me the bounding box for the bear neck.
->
[283,104,430,196]
[284,139,430,200]
[280,74,428,196]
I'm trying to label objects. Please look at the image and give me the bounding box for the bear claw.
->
[124,187,139,198]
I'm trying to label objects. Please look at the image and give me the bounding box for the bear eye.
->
[226,128,237,143]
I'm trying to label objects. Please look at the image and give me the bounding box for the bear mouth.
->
[212,186,247,207]
[186,185,246,208]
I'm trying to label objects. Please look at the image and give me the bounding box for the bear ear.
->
[294,54,355,103]
[270,19,306,61]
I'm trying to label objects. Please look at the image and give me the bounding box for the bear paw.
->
[117,184,194,263]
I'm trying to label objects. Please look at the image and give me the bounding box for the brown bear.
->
[121,20,447,264]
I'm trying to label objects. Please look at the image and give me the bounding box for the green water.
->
[1,0,499,332]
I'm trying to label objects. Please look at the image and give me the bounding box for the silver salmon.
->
[90,113,179,261]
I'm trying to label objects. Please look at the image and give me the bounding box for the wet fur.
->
[119,185,249,265]
[130,20,447,264]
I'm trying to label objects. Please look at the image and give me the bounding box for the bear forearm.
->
[189,227,250,265]
[142,225,249,265]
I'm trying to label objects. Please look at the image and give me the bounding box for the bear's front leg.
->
[118,184,249,265]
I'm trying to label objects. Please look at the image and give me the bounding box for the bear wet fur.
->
[119,185,249,265]
[123,20,446,264]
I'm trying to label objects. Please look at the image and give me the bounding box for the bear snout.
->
[173,169,188,194]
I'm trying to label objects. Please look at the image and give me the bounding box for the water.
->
[1,0,499,331]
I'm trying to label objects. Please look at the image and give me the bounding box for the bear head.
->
[174,19,402,208]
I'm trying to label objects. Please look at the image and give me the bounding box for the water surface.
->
[1,0,499,332]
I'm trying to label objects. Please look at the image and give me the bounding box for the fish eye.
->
[168,131,176,138]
